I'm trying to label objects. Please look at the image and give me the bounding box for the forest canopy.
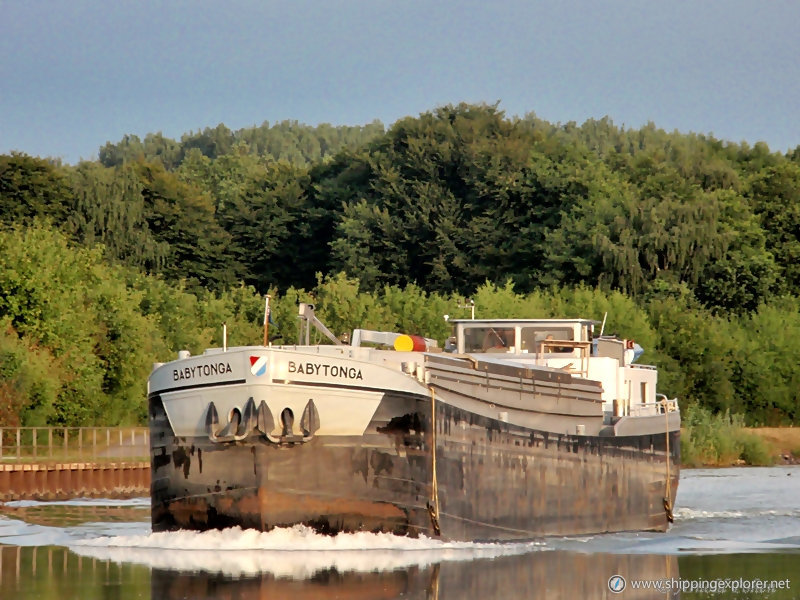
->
[1,104,799,427]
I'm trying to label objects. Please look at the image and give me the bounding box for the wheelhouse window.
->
[462,327,515,352]
[519,327,573,353]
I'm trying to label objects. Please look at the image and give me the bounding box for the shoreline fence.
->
[0,427,149,463]
[0,427,150,501]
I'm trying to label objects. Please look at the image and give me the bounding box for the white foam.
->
[674,507,800,520]
[69,525,547,577]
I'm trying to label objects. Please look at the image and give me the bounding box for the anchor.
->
[207,398,320,444]
[259,399,320,444]
[256,399,275,436]
[206,397,258,442]
[300,399,321,438]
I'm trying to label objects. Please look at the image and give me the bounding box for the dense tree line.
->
[97,120,386,169]
[1,103,799,427]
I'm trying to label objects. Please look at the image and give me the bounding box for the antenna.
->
[600,312,608,336]
[458,298,475,320]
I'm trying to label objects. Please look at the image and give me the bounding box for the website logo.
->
[608,574,626,594]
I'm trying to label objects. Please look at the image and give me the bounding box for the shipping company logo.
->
[608,575,626,594]
[249,356,268,376]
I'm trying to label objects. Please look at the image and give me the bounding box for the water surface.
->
[1,467,798,599]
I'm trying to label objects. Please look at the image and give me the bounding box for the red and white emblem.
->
[249,355,268,376]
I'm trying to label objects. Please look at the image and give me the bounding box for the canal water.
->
[1,467,798,599]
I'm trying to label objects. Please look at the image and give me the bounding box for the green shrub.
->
[736,432,774,466]
[680,404,775,466]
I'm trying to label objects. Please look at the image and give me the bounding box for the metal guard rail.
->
[0,427,149,463]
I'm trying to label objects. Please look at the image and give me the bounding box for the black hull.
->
[150,392,679,541]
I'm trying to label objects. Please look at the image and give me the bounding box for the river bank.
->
[747,427,800,465]
[681,416,800,468]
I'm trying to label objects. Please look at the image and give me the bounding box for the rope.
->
[663,398,674,523]
[427,387,441,536]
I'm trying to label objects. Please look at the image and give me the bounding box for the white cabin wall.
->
[585,357,620,406]
[624,366,659,415]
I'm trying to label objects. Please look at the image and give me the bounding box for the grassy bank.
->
[746,427,800,464]
[679,405,792,467]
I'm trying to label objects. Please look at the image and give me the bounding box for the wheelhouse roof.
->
[448,318,600,326]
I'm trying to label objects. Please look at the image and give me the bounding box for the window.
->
[519,327,573,352]
[462,327,515,352]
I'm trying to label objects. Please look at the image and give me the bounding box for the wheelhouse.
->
[449,318,597,355]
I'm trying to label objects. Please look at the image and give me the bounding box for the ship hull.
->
[150,391,679,540]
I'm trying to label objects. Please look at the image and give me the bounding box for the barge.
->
[148,304,680,540]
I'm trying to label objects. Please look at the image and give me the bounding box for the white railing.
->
[0,427,149,463]
[628,397,679,417]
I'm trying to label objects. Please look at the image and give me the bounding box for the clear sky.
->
[2,0,799,164]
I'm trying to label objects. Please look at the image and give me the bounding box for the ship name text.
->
[288,361,363,380]
[173,362,233,381]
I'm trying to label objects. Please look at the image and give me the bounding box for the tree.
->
[326,103,562,294]
[747,163,800,295]
[730,298,800,424]
[646,296,738,413]
[67,161,170,270]
[133,159,237,289]
[0,224,164,425]
[0,153,73,225]
[98,134,145,167]
[180,147,319,291]
[0,321,64,426]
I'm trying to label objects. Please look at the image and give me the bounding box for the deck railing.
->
[0,427,149,463]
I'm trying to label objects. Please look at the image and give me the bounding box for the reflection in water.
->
[1,544,681,600]
[0,544,149,599]
[4,543,800,599]
[153,566,427,600]
[0,501,148,528]
[151,552,681,600]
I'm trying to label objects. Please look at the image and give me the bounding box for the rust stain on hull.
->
[164,489,411,535]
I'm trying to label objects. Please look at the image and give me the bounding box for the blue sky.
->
[2,0,799,164]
